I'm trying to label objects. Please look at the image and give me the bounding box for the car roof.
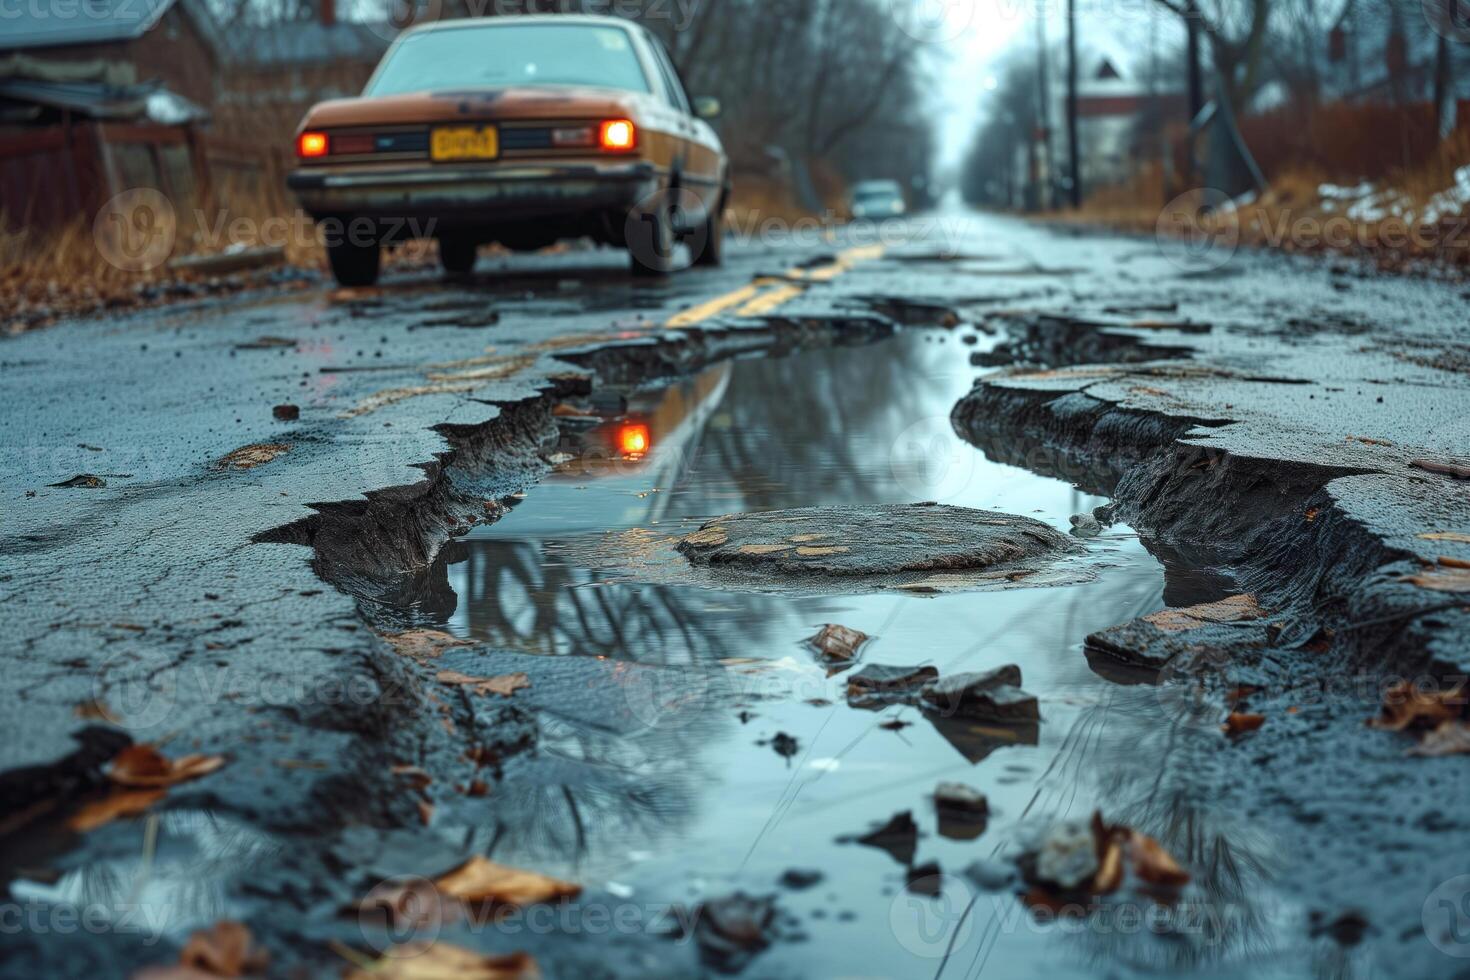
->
[398,15,644,38]
[853,180,903,194]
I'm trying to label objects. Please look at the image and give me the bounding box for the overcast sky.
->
[922,0,1184,169]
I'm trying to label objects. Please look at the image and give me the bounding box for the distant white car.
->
[849,180,907,219]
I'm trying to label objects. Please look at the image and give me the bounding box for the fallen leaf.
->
[1142,594,1263,633]
[418,801,435,826]
[110,745,226,788]
[806,624,869,663]
[343,943,537,980]
[683,526,729,548]
[1420,531,1470,545]
[68,789,166,832]
[435,671,530,698]
[392,765,432,790]
[1369,681,1465,731]
[1409,721,1470,757]
[1347,435,1393,447]
[215,443,290,470]
[384,629,473,660]
[433,857,581,907]
[1127,831,1191,887]
[177,921,267,977]
[1411,458,1470,480]
[1092,836,1124,895]
[1222,712,1266,736]
[1404,560,1470,593]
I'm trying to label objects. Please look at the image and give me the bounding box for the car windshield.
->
[853,182,902,201]
[367,23,651,96]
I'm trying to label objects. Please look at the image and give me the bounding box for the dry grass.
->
[1055,125,1470,273]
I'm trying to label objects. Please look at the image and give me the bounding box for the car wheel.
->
[326,239,380,287]
[693,197,726,267]
[439,235,478,276]
[627,199,676,277]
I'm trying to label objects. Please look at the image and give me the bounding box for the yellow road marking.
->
[664,244,886,327]
[664,282,767,328]
[734,283,806,317]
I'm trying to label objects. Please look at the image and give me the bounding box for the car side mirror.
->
[693,96,721,120]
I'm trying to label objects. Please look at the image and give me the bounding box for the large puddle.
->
[367,329,1305,978]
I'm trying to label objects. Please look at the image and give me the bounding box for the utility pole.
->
[1184,0,1203,184]
[1066,0,1080,208]
[1034,2,1054,209]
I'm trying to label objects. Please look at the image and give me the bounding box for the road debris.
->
[692,893,779,974]
[805,624,869,664]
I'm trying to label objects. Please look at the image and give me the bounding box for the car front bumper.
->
[286,161,660,226]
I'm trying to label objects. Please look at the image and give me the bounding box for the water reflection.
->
[361,331,1290,978]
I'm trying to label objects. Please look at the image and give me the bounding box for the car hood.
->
[300,86,649,129]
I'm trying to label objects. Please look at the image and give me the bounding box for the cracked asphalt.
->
[3,208,1469,978]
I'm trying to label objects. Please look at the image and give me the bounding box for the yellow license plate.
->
[431,126,499,162]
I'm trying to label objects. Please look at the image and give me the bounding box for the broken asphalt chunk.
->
[845,663,938,708]
[48,474,106,488]
[841,810,919,866]
[805,623,869,664]
[694,892,778,974]
[920,666,1038,723]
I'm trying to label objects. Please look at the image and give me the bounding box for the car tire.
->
[327,239,380,288]
[627,200,676,277]
[693,196,726,267]
[439,235,478,276]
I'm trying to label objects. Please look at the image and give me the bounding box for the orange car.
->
[287,15,729,286]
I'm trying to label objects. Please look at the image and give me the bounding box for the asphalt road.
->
[3,207,1469,978]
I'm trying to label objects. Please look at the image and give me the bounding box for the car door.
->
[645,34,724,215]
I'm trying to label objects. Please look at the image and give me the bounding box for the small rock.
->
[779,869,824,891]
[906,862,943,896]
[807,624,869,663]
[695,892,777,972]
[1093,503,1117,527]
[921,667,1038,724]
[962,858,1017,892]
[769,732,799,759]
[48,474,106,489]
[846,663,939,708]
[1069,513,1103,538]
[272,403,300,421]
[934,782,988,816]
[1034,820,1098,890]
[845,811,918,866]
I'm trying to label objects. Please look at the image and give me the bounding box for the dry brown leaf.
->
[1369,681,1465,732]
[433,856,580,907]
[110,745,226,788]
[176,921,267,977]
[1420,531,1470,545]
[1222,712,1266,736]
[1411,458,1470,480]
[1127,831,1191,887]
[1092,837,1124,895]
[215,443,290,470]
[384,630,473,660]
[1143,594,1263,633]
[1405,560,1470,593]
[806,624,869,663]
[435,671,530,698]
[68,788,165,832]
[683,526,729,548]
[1408,721,1470,757]
[343,943,537,980]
